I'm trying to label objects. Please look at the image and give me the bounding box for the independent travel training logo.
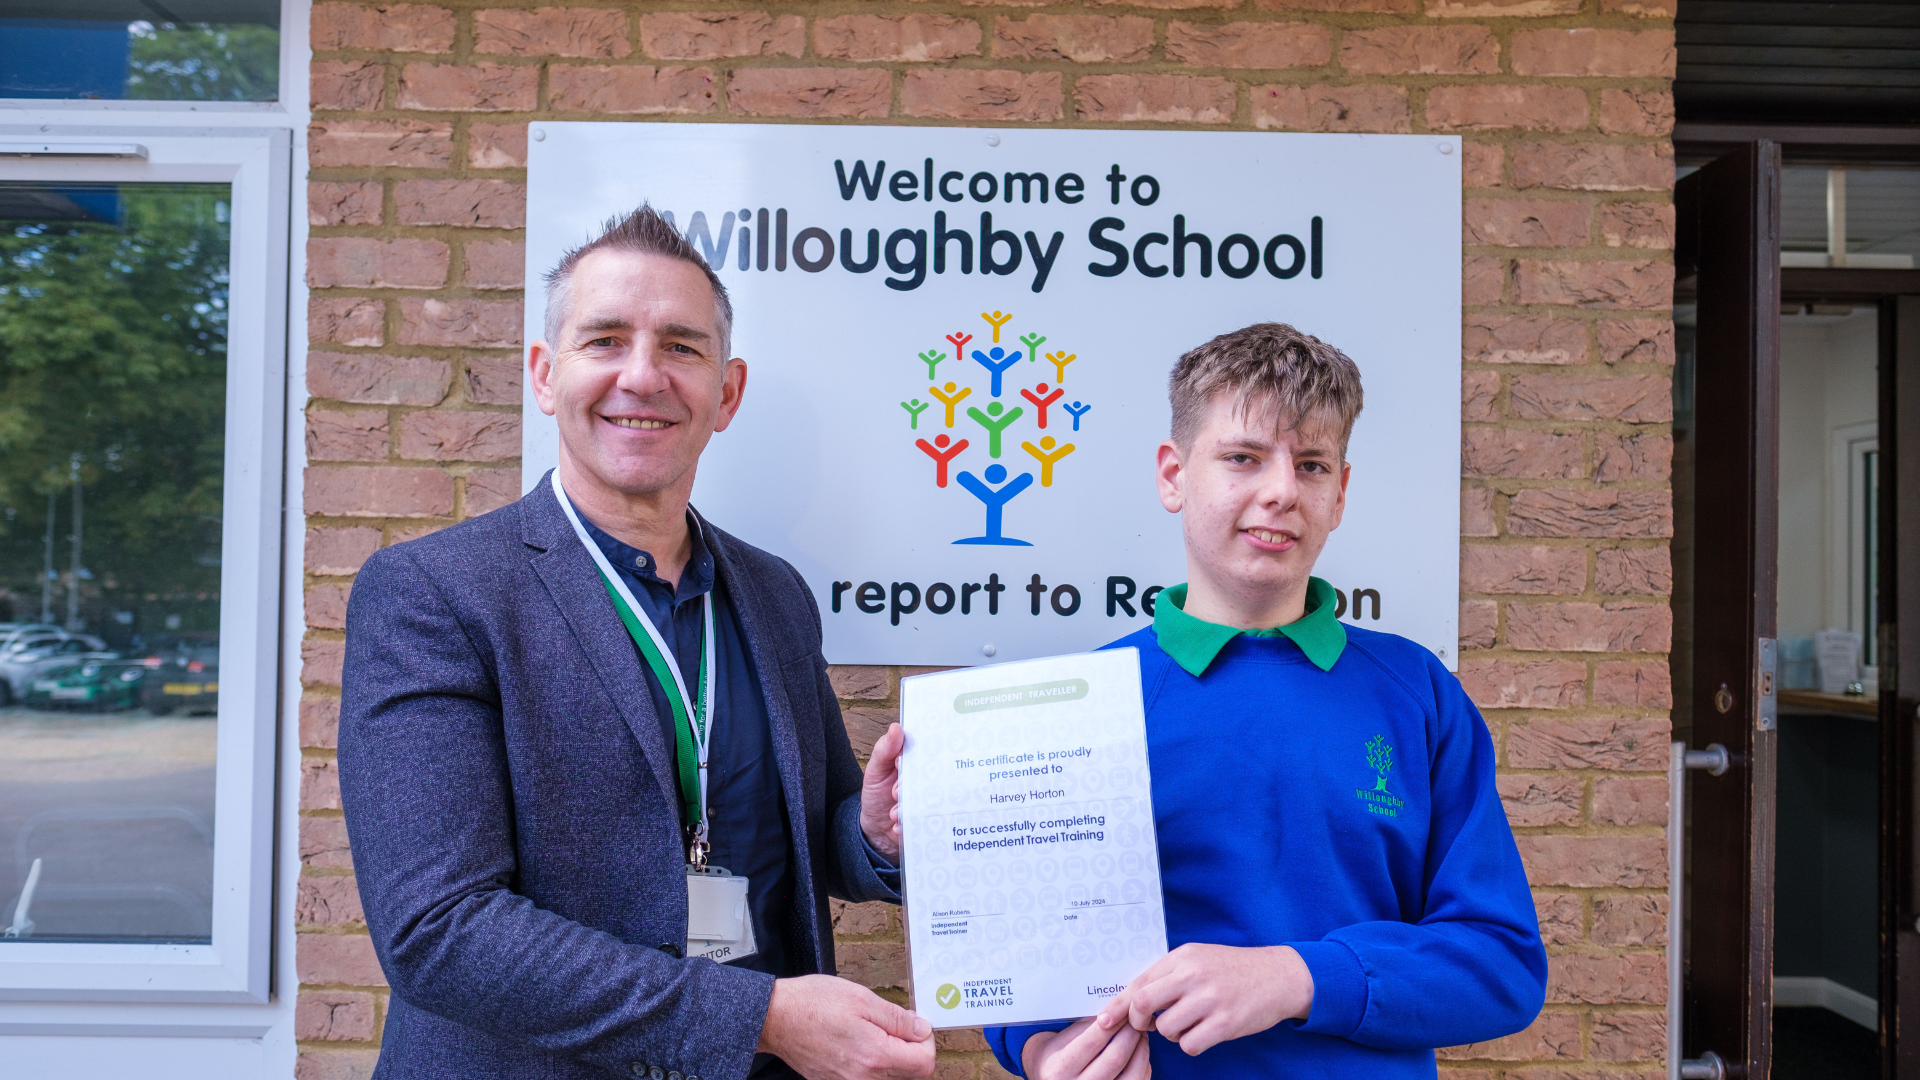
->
[900,310,1090,547]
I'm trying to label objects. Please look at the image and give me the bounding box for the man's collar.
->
[572,501,716,602]
[1152,577,1347,677]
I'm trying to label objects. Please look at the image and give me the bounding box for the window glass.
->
[0,1,278,102]
[0,181,229,944]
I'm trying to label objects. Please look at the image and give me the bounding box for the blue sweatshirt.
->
[985,580,1547,1079]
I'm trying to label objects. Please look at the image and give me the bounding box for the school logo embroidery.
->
[900,310,1090,547]
[1354,735,1405,818]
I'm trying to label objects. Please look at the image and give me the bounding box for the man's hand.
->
[859,723,905,861]
[757,975,935,1080]
[1022,1015,1151,1080]
[1098,944,1313,1057]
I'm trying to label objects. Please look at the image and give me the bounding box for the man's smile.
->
[605,416,673,430]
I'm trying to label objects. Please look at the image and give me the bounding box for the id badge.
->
[686,865,757,963]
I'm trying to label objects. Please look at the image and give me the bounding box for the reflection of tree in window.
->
[126,21,279,103]
[0,184,229,646]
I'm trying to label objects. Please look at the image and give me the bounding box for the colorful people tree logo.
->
[902,309,1091,547]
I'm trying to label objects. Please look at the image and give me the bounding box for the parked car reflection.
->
[0,635,107,707]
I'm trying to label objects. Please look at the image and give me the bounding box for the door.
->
[1675,140,1782,1075]
[1884,294,1920,1077]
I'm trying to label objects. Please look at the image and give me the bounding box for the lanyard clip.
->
[688,826,710,871]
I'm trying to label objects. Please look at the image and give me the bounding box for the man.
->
[338,207,936,1080]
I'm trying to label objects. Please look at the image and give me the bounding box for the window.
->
[0,1,280,103]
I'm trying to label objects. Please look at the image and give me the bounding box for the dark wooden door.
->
[1675,140,1781,1076]
[1882,295,1920,1077]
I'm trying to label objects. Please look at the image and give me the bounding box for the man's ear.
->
[528,341,559,417]
[712,358,749,434]
[1155,439,1185,514]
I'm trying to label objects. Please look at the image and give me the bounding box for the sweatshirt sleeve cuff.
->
[986,1023,1069,1078]
[1287,940,1369,1039]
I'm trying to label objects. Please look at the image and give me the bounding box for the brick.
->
[1604,0,1676,12]
[469,123,528,168]
[1508,717,1670,770]
[306,583,353,633]
[309,353,451,406]
[1594,659,1671,708]
[301,697,343,749]
[465,468,523,517]
[306,465,456,518]
[1511,373,1672,422]
[466,240,526,291]
[298,932,388,987]
[313,60,385,112]
[1427,86,1586,133]
[310,182,382,228]
[1462,429,1583,479]
[475,8,629,58]
[1513,29,1675,78]
[1507,601,1671,652]
[301,816,355,870]
[1461,545,1586,595]
[310,120,454,169]
[1464,198,1588,248]
[1341,26,1498,75]
[1598,203,1674,250]
[1461,600,1497,649]
[549,65,718,114]
[817,14,981,61]
[1513,142,1674,192]
[310,298,384,347]
[1462,488,1497,537]
[1083,0,1233,7]
[1463,370,1498,422]
[901,70,1063,123]
[1595,432,1671,482]
[296,1048,380,1080]
[1465,316,1586,365]
[1592,1011,1666,1061]
[830,665,892,700]
[642,12,803,60]
[996,15,1153,63]
[843,705,897,758]
[301,758,342,810]
[311,3,454,53]
[303,637,347,688]
[1429,0,1581,15]
[297,874,366,927]
[1498,774,1583,827]
[1595,776,1667,826]
[1519,836,1666,888]
[1535,893,1584,945]
[464,355,524,404]
[398,63,537,112]
[1516,260,1672,310]
[307,526,382,576]
[1258,0,1413,8]
[295,989,376,1042]
[1600,89,1674,137]
[728,69,892,120]
[307,409,391,463]
[1252,83,1409,133]
[400,412,521,461]
[1077,75,1235,124]
[1437,1012,1582,1061]
[1550,954,1665,1004]
[1598,320,1675,365]
[1464,142,1503,188]
[937,1029,990,1052]
[395,179,525,228]
[1458,659,1585,710]
[390,523,447,545]
[1594,895,1667,946]
[1165,21,1331,68]
[1463,256,1505,304]
[1595,548,1671,595]
[836,941,909,991]
[308,238,448,290]
[831,898,893,936]
[398,298,522,348]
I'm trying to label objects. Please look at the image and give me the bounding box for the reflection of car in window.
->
[143,646,220,717]
[0,634,109,706]
[23,659,148,713]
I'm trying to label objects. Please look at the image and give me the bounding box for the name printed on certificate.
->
[898,648,1168,1028]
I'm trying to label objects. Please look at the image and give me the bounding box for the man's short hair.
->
[1168,322,1364,454]
[542,204,734,358]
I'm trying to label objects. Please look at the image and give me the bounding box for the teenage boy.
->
[983,323,1547,1080]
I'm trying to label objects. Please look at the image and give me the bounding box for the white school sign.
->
[524,123,1461,669]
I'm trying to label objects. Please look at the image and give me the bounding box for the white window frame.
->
[0,126,290,1002]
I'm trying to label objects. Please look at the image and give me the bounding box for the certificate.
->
[898,648,1168,1028]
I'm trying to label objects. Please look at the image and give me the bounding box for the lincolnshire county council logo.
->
[899,310,1091,547]
[1354,735,1405,818]
[936,983,962,1009]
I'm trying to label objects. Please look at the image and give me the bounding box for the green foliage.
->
[127,22,280,103]
[1365,735,1393,777]
[0,184,229,629]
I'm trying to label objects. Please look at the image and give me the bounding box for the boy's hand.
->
[1099,944,1314,1057]
[1022,1015,1151,1080]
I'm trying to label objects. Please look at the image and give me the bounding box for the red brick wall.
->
[298,1,1677,1077]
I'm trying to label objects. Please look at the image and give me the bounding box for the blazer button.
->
[630,1064,646,1077]
[669,1072,683,1080]
[650,1068,666,1080]
[657,943,682,958]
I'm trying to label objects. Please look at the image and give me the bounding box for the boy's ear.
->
[1155,439,1185,514]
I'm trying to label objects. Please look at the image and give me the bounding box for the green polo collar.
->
[1153,577,1347,677]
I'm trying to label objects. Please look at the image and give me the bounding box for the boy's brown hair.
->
[1168,322,1365,454]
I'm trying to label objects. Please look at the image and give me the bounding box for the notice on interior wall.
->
[524,123,1461,668]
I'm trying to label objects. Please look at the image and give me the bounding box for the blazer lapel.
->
[523,473,681,817]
